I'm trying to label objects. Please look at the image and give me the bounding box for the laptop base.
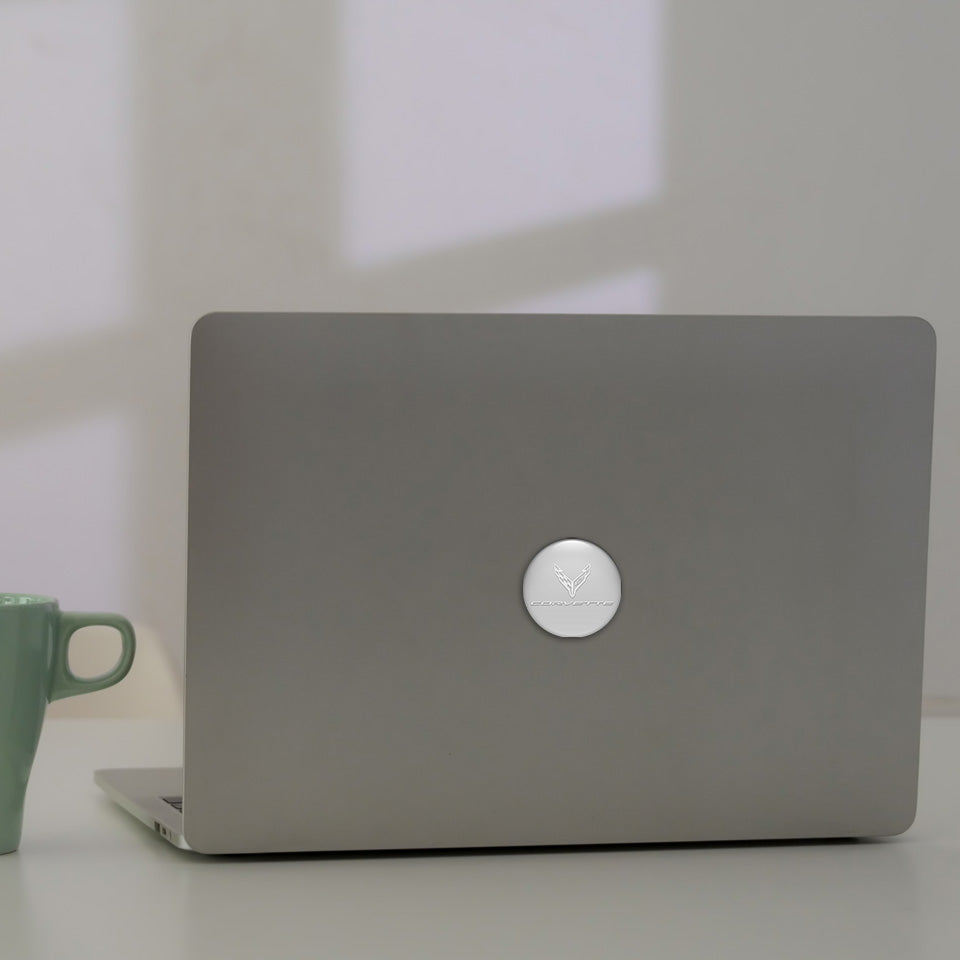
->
[96,768,191,850]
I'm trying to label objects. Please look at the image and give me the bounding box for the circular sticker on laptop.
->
[523,539,621,638]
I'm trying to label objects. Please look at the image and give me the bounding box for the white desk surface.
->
[3,718,959,960]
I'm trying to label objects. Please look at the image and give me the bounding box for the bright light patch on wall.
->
[0,1,130,353]
[0,415,129,612]
[503,269,660,315]
[342,0,663,265]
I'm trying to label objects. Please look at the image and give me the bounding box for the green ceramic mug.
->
[0,594,136,854]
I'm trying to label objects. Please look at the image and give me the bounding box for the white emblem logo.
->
[554,563,590,598]
[523,540,621,638]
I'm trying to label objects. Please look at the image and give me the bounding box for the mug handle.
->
[48,613,136,702]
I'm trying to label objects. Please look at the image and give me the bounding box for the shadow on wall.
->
[2,1,959,709]
[0,0,665,716]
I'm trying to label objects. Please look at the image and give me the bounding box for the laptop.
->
[96,313,936,854]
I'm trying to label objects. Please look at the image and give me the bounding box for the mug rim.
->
[0,593,57,607]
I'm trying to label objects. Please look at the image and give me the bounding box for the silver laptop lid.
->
[184,314,935,854]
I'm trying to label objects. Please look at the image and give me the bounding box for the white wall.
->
[1,1,957,707]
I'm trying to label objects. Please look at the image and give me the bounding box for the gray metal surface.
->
[183,314,935,854]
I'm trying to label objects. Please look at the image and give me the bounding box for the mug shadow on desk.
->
[0,857,39,955]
